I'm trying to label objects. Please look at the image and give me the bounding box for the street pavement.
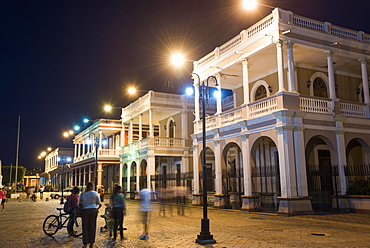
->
[1,194,370,247]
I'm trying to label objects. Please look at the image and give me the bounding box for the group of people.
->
[66,182,150,248]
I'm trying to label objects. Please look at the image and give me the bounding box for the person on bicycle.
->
[79,182,101,248]
[110,185,126,241]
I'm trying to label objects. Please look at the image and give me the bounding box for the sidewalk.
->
[2,197,370,247]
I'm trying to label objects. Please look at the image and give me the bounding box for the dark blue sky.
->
[1,0,369,169]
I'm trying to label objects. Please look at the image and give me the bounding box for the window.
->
[255,85,267,101]
[313,78,328,98]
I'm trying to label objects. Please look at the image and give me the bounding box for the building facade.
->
[120,91,194,198]
[43,147,74,191]
[190,8,370,215]
[70,119,122,193]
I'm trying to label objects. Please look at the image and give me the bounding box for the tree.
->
[1,166,26,185]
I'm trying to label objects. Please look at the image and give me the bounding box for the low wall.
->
[333,195,370,213]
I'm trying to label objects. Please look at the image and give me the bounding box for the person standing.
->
[79,182,101,248]
[139,188,151,240]
[100,186,105,202]
[0,187,6,211]
[110,185,126,241]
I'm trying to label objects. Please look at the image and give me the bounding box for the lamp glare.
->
[171,53,184,67]
[186,87,194,96]
[243,0,257,9]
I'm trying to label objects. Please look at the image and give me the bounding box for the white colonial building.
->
[43,147,74,191]
[190,8,370,215]
[70,119,122,193]
[120,91,194,198]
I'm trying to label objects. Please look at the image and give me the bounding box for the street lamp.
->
[88,132,106,191]
[192,73,218,245]
[58,156,72,204]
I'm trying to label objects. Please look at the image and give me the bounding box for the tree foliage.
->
[1,166,26,185]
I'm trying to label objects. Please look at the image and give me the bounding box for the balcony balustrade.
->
[122,137,186,154]
[195,95,368,133]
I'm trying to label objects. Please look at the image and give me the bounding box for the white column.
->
[242,134,252,195]
[127,163,131,192]
[242,59,250,105]
[194,81,200,121]
[286,41,297,92]
[326,50,337,99]
[74,144,78,159]
[214,139,222,194]
[82,140,85,156]
[293,113,308,196]
[97,163,103,189]
[193,145,200,194]
[275,111,297,197]
[335,117,348,194]
[149,109,154,137]
[139,114,143,140]
[181,111,187,139]
[147,154,155,190]
[276,40,286,92]
[216,74,222,115]
[359,58,370,104]
[129,119,133,143]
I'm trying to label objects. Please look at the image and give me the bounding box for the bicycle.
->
[43,207,82,237]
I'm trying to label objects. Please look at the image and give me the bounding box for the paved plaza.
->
[1,195,370,247]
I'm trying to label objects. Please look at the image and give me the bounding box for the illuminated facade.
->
[191,8,370,215]
[70,119,122,193]
[120,91,194,198]
[43,147,73,190]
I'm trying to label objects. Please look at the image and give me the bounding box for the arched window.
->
[168,120,175,138]
[313,78,328,98]
[255,85,267,101]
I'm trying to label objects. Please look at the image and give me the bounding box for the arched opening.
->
[222,142,243,209]
[306,136,334,211]
[313,77,328,98]
[255,85,267,101]
[130,162,137,192]
[102,164,119,194]
[140,160,148,189]
[122,164,128,192]
[346,138,370,194]
[251,137,280,212]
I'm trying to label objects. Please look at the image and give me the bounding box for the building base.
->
[213,194,227,208]
[241,195,261,211]
[192,193,202,205]
[277,196,314,216]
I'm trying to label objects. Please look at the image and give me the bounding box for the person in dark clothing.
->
[110,185,126,241]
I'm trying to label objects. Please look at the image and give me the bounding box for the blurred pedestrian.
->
[100,186,105,202]
[139,188,151,240]
[0,187,7,211]
[79,182,101,248]
[110,185,126,241]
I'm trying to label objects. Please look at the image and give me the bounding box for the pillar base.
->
[192,193,202,205]
[213,194,227,208]
[277,196,314,216]
[125,191,136,200]
[241,195,261,211]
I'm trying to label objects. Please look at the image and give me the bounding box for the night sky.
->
[1,0,369,169]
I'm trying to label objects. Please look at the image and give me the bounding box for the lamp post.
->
[193,73,218,245]
[59,156,72,204]
[89,133,106,191]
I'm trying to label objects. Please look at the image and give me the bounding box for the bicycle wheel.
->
[68,215,83,237]
[43,215,60,236]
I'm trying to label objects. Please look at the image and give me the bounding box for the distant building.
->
[43,147,74,190]
[22,169,43,188]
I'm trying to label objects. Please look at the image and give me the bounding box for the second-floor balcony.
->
[74,148,121,163]
[122,137,187,154]
[195,94,369,132]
